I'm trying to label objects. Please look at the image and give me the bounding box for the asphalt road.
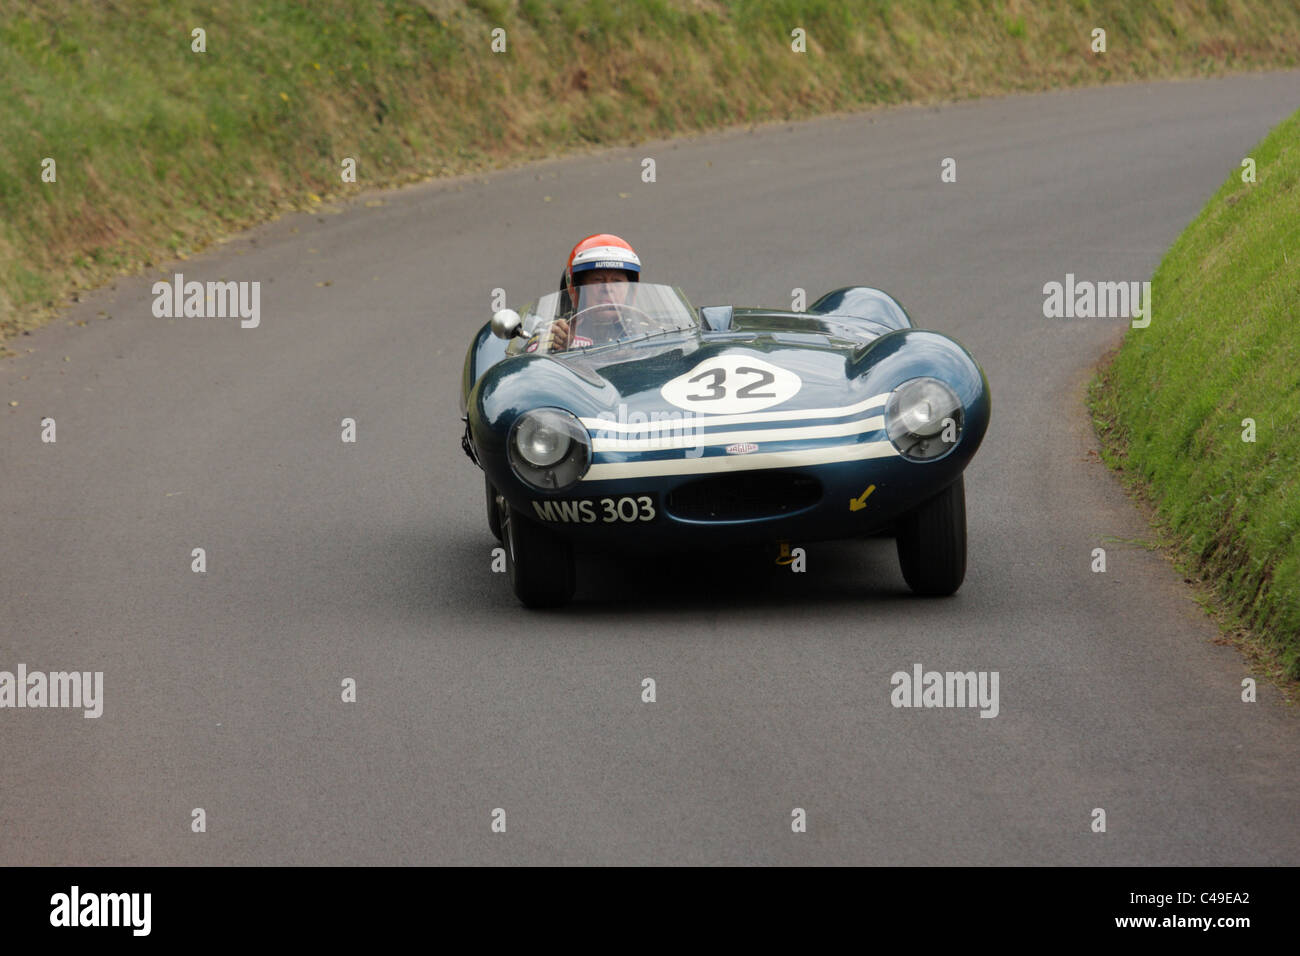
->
[3,73,1298,865]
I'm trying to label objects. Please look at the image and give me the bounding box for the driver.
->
[529,234,642,352]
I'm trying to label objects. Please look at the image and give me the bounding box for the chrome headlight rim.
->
[886,377,964,463]
[507,407,591,490]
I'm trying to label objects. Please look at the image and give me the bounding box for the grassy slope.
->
[3,0,1300,346]
[1092,108,1300,679]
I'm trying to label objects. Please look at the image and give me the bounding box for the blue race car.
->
[460,280,990,607]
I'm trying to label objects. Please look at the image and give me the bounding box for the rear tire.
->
[485,474,503,542]
[501,500,576,608]
[895,476,967,596]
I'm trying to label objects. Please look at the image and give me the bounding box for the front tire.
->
[501,500,576,608]
[895,476,967,596]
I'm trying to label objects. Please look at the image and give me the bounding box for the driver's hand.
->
[548,318,570,352]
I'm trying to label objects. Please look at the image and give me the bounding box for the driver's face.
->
[574,269,630,310]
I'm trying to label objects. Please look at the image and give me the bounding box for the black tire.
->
[485,473,503,542]
[501,500,576,608]
[895,476,967,596]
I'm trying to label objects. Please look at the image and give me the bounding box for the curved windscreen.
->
[512,283,697,354]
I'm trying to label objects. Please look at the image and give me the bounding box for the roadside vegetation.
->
[3,0,1300,347]
[1092,107,1300,680]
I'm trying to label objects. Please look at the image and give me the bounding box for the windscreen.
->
[512,282,697,354]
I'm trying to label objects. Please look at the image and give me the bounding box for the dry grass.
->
[2,0,1299,348]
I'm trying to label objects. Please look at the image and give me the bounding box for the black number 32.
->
[684,366,776,402]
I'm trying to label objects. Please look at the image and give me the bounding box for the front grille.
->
[665,472,822,521]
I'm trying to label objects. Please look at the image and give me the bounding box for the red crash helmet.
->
[564,234,642,297]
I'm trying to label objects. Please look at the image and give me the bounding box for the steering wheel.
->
[569,302,657,345]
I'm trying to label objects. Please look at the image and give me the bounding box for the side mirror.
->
[490,309,522,340]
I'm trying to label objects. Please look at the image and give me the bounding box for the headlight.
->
[886,377,963,461]
[508,408,591,489]
[516,413,569,466]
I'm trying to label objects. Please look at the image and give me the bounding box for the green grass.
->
[1092,108,1300,679]
[2,0,1300,346]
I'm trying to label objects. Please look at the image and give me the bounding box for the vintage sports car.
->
[460,280,990,607]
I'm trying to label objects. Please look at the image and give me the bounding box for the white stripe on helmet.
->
[571,245,641,269]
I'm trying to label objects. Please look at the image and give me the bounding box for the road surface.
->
[3,72,1298,864]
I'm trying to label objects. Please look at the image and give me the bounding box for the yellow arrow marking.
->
[849,485,876,511]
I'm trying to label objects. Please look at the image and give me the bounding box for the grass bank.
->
[3,0,1300,348]
[1091,106,1300,680]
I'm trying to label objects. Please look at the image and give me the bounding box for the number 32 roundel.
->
[660,355,802,414]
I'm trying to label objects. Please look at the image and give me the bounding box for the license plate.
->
[528,494,657,525]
